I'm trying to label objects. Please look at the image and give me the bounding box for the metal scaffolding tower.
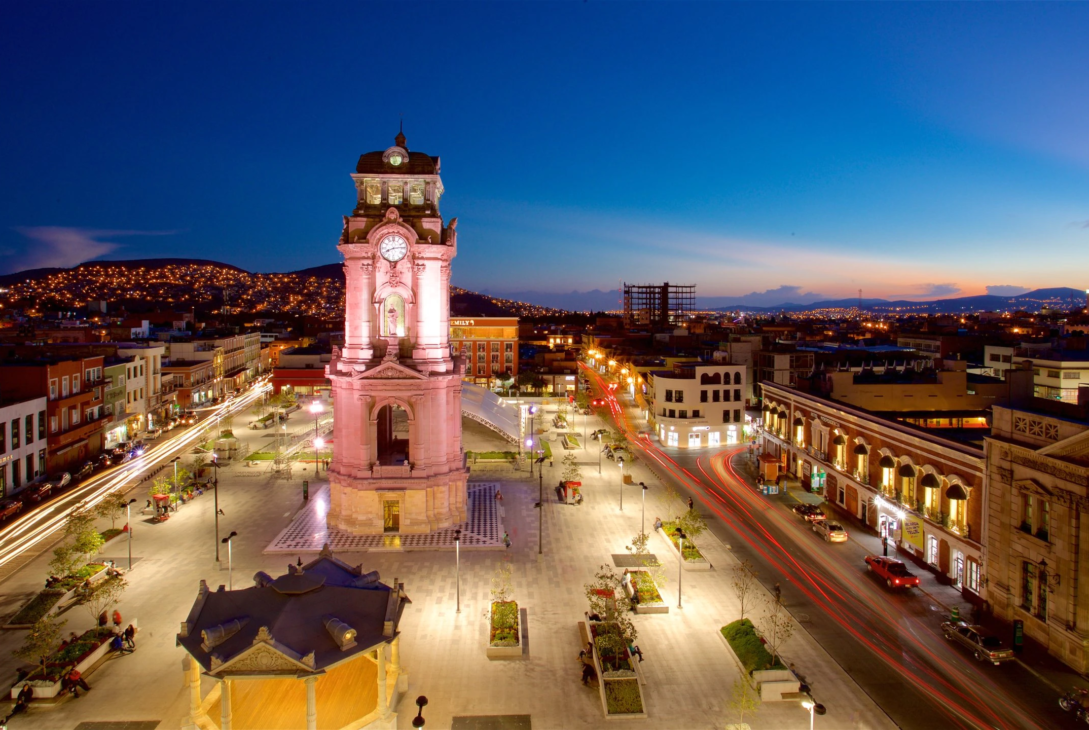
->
[623,282,695,327]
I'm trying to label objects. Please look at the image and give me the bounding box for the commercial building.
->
[162,359,218,408]
[168,332,263,399]
[650,362,748,448]
[984,398,1089,672]
[984,345,1089,403]
[102,359,129,449]
[270,346,332,396]
[761,381,985,598]
[450,317,518,388]
[0,397,48,497]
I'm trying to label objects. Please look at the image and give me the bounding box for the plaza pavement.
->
[0,402,896,730]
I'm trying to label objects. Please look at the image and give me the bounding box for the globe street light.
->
[801,699,826,730]
[453,529,462,614]
[211,454,221,563]
[314,437,325,478]
[527,406,538,476]
[411,696,429,729]
[221,531,238,590]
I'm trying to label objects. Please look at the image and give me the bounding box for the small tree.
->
[678,507,707,543]
[663,483,684,520]
[51,507,104,575]
[81,575,127,623]
[725,676,760,729]
[758,598,795,669]
[149,475,171,500]
[561,453,582,484]
[731,559,759,621]
[626,532,666,588]
[13,615,66,679]
[584,565,637,672]
[95,490,129,529]
[575,391,590,410]
[490,560,514,604]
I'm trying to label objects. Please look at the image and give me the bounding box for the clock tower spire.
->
[325,134,466,535]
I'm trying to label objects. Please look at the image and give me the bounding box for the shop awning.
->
[853,443,868,455]
[879,454,896,469]
[946,483,969,501]
[920,473,941,490]
[898,464,916,477]
[832,434,846,445]
[793,418,804,427]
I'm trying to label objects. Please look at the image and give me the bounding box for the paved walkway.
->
[0,402,895,730]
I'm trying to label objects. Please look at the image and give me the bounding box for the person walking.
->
[502,532,511,549]
[774,582,782,604]
[67,667,90,697]
[882,535,889,557]
[112,610,122,628]
[687,496,694,511]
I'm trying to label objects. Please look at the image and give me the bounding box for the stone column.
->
[220,678,233,730]
[376,645,389,717]
[305,676,318,730]
[181,655,203,730]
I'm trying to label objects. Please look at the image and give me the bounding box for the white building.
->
[650,363,747,448]
[0,397,48,497]
[116,343,167,431]
[984,345,1089,403]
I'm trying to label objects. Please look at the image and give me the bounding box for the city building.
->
[650,362,747,448]
[163,359,218,408]
[449,316,518,388]
[168,332,263,399]
[623,282,695,327]
[761,381,986,598]
[270,346,332,396]
[116,343,170,430]
[0,354,107,473]
[984,345,1089,403]
[102,359,129,448]
[0,396,48,496]
[326,131,469,534]
[984,398,1089,672]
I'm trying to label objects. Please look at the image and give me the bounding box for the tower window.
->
[388,183,403,205]
[409,181,424,205]
[364,179,381,205]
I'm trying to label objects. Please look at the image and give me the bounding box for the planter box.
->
[585,614,647,720]
[717,628,799,699]
[657,528,713,571]
[718,628,758,690]
[4,564,109,628]
[623,570,668,614]
[486,601,522,659]
[11,636,111,699]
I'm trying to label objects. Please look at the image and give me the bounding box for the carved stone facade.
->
[984,405,1089,673]
[326,132,468,535]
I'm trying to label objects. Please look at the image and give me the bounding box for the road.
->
[0,382,270,583]
[581,362,1068,730]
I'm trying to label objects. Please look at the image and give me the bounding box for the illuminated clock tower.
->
[326,129,468,534]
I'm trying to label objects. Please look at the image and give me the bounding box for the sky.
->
[2,2,1088,305]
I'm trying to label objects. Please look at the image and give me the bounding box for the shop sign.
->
[902,515,926,551]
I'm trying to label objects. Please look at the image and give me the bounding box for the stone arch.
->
[368,396,417,466]
[700,372,721,385]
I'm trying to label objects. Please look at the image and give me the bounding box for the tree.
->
[50,507,104,576]
[95,490,128,529]
[758,598,795,668]
[496,371,515,396]
[725,677,760,729]
[149,475,171,500]
[561,453,582,484]
[678,507,707,543]
[490,560,514,604]
[731,560,759,621]
[13,614,66,679]
[584,565,637,672]
[575,391,590,410]
[626,532,665,589]
[81,575,127,623]
[663,483,684,521]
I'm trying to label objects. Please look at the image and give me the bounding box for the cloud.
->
[702,285,828,308]
[1069,220,1089,229]
[986,284,1031,296]
[4,227,178,273]
[916,282,961,297]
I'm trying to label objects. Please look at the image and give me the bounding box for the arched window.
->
[700,373,721,385]
[382,294,406,337]
[733,371,742,385]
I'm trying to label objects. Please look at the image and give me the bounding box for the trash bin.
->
[303,480,309,501]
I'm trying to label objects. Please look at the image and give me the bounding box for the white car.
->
[813,520,848,543]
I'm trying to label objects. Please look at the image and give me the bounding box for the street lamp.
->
[617,456,625,511]
[124,498,137,570]
[454,529,461,614]
[309,399,323,477]
[171,456,181,511]
[211,454,221,563]
[640,482,649,536]
[527,406,538,476]
[673,527,687,609]
[411,696,429,729]
[535,453,546,555]
[314,437,325,477]
[801,699,826,730]
[221,531,238,589]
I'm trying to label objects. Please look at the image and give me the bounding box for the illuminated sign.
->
[451,319,476,326]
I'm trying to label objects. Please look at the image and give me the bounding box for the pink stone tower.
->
[325,130,468,534]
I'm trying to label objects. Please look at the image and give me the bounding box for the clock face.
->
[389,153,403,166]
[380,234,408,262]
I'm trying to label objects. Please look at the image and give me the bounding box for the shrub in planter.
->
[630,571,663,604]
[10,591,65,625]
[604,678,644,714]
[721,619,785,674]
[489,601,519,647]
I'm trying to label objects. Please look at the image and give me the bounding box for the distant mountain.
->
[479,288,621,312]
[286,262,343,280]
[708,288,1087,314]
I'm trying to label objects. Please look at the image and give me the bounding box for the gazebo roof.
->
[177,545,410,676]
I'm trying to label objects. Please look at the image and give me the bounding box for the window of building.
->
[722,390,731,402]
[712,390,720,402]
[388,183,403,205]
[1020,492,1049,541]
[692,410,700,418]
[74,374,80,392]
[25,454,33,480]
[965,559,981,593]
[505,353,513,363]
[24,415,33,445]
[734,389,741,402]
[668,409,676,418]
[723,409,730,423]
[1063,371,1080,379]
[50,416,58,434]
[665,390,673,403]
[10,420,19,450]
[62,376,69,397]
[0,465,6,497]
[1046,370,1060,379]
[491,354,499,364]
[734,409,741,423]
[678,410,688,419]
[71,407,80,425]
[409,181,424,205]
[0,422,5,454]
[49,379,57,399]
[734,372,742,385]
[927,535,938,566]
[1022,562,1048,619]
[989,353,1001,362]
[364,179,381,205]
[675,390,684,403]
[504,342,513,352]
[37,411,45,440]
[700,390,708,402]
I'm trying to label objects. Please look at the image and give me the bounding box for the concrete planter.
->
[4,564,109,629]
[718,628,758,690]
[586,614,647,720]
[11,635,112,699]
[486,601,522,659]
[717,629,800,700]
[657,529,713,571]
[623,570,668,614]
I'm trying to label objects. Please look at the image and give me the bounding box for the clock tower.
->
[325,130,468,535]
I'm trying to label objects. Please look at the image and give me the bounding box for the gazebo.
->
[178,545,410,730]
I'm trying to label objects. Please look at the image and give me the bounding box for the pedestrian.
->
[503,532,511,549]
[581,661,596,685]
[653,516,662,531]
[124,624,136,650]
[110,633,125,655]
[7,682,33,719]
[628,643,644,662]
[495,490,503,503]
[882,535,888,557]
[98,611,108,628]
[112,609,122,627]
[687,497,694,511]
[774,582,781,604]
[67,667,90,696]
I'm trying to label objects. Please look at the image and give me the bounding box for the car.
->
[591,399,605,407]
[813,520,848,543]
[46,472,71,490]
[0,499,23,520]
[792,503,826,523]
[864,556,921,589]
[940,621,1015,665]
[20,483,52,503]
[73,462,95,481]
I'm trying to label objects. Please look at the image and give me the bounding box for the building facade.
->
[326,131,468,535]
[450,317,518,388]
[0,397,48,497]
[650,363,747,448]
[984,403,1089,672]
[984,345,1089,404]
[163,359,218,408]
[761,382,985,598]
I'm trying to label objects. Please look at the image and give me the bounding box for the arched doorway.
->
[376,404,411,465]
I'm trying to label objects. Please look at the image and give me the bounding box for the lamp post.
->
[411,696,429,729]
[673,528,686,609]
[309,399,323,478]
[221,531,237,589]
[454,529,461,614]
[527,406,538,476]
[617,456,625,511]
[801,699,826,730]
[211,454,221,562]
[640,482,649,536]
[171,456,181,511]
[314,437,325,476]
[125,498,137,570]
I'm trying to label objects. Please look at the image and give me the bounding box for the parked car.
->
[46,472,71,490]
[792,503,826,523]
[20,483,52,503]
[0,499,23,520]
[813,520,848,543]
[73,462,95,482]
[940,621,1015,665]
[864,556,921,589]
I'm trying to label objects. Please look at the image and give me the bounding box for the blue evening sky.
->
[2,2,1087,302]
